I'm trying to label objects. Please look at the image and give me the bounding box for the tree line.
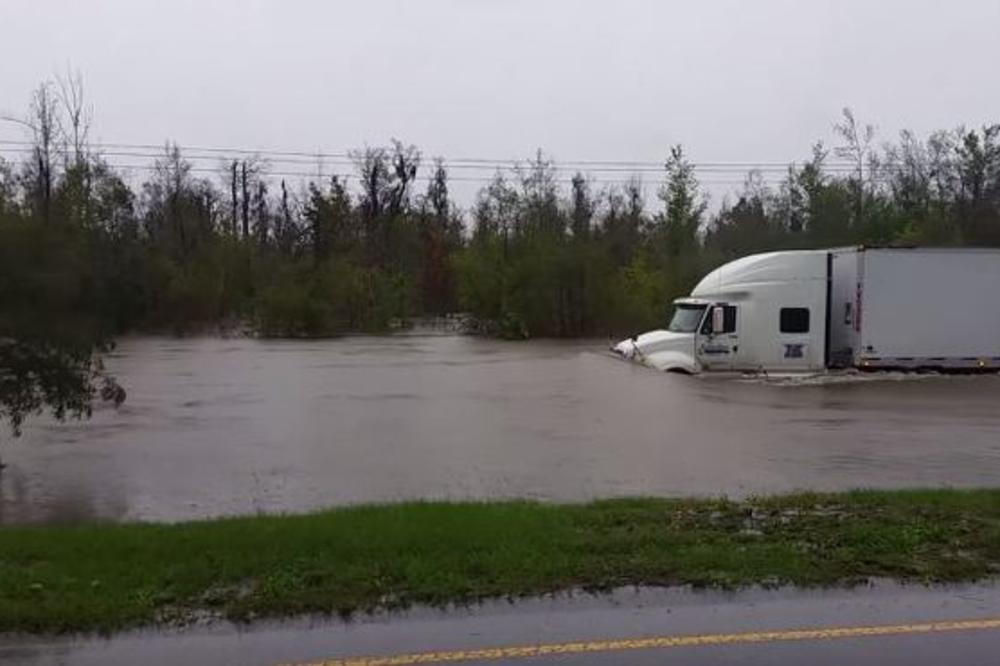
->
[1,80,999,345]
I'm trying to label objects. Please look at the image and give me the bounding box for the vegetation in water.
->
[2,489,1000,634]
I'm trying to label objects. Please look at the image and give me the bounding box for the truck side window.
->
[723,305,737,332]
[780,307,810,333]
[702,305,737,334]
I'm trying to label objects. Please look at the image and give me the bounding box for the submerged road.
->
[4,582,1000,665]
[6,335,1000,525]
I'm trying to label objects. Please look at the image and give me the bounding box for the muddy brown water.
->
[2,334,1000,525]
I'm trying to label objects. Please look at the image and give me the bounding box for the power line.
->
[0,138,871,171]
[0,154,892,191]
[0,138,903,192]
[0,149,876,188]
[0,148,868,174]
[0,156,781,186]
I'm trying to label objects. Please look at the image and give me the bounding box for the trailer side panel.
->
[859,249,1000,369]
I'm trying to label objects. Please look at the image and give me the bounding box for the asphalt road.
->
[4,581,1000,665]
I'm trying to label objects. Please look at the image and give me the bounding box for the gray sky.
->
[2,0,999,208]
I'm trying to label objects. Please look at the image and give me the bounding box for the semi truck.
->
[613,247,1000,374]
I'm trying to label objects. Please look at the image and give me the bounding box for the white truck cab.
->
[613,250,829,374]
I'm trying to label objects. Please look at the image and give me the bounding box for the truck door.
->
[696,304,739,371]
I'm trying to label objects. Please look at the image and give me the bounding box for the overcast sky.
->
[2,0,999,207]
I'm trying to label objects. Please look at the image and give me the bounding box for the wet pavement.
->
[4,582,1000,665]
[3,334,1000,525]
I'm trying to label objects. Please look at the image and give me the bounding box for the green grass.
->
[3,489,1000,634]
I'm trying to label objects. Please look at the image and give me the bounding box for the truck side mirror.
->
[712,306,725,334]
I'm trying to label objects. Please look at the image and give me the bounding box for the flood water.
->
[2,335,1000,525]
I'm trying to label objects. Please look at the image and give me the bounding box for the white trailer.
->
[613,247,1000,374]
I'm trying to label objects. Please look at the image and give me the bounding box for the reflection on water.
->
[3,335,1000,525]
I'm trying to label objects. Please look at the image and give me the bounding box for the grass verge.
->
[3,489,1000,634]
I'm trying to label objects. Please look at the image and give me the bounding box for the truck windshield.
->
[667,304,707,333]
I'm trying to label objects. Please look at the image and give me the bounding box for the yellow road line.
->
[287,617,1000,666]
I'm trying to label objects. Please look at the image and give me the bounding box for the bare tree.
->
[353,141,421,222]
[353,146,389,223]
[241,161,250,239]
[233,157,266,240]
[2,82,62,223]
[835,108,877,226]
[387,140,420,217]
[29,84,61,225]
[54,71,95,228]
[56,69,91,169]
[229,160,239,236]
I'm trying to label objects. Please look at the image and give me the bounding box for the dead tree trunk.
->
[241,161,250,239]
[230,160,238,236]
